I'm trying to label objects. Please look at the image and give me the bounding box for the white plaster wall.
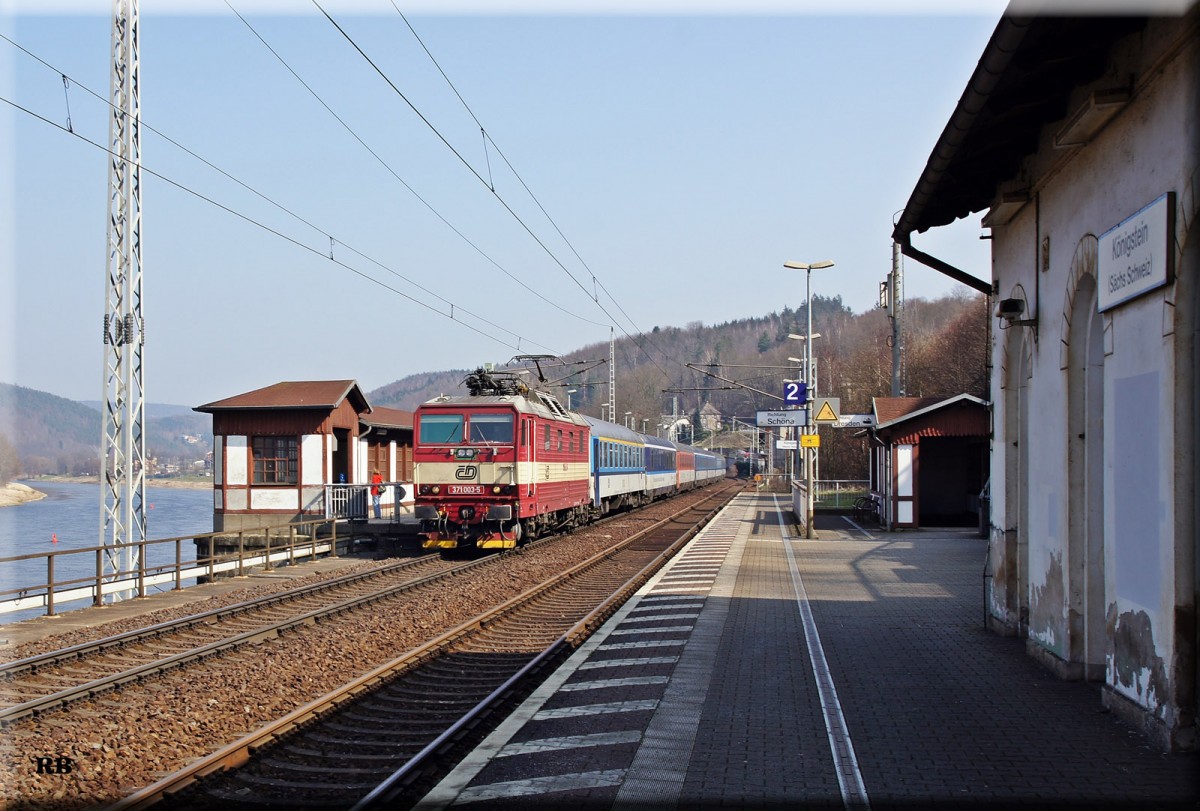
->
[225,436,247,486]
[225,488,247,511]
[988,28,1195,716]
[302,487,324,514]
[301,435,323,485]
[250,489,300,511]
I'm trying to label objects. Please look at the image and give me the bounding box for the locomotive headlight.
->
[492,485,502,495]
[431,485,441,495]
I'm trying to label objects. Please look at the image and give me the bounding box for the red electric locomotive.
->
[412,368,591,550]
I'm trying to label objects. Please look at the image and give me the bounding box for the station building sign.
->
[757,410,807,428]
[1098,192,1174,312]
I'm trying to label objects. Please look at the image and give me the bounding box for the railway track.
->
[0,553,467,724]
[114,483,739,810]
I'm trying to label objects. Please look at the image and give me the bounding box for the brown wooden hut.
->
[868,395,990,530]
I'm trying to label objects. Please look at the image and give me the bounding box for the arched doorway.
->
[1002,294,1033,638]
[1066,237,1105,680]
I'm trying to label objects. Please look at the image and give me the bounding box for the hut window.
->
[252,436,297,484]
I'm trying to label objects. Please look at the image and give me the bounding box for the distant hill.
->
[0,384,212,477]
[367,369,471,412]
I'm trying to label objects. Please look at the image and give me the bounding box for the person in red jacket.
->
[371,469,384,519]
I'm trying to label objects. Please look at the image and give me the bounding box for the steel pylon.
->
[99,0,145,601]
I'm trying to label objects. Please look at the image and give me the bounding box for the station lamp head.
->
[783,260,835,271]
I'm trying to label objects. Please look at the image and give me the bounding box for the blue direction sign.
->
[783,381,808,405]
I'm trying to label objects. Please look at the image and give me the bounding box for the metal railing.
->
[813,479,869,509]
[324,482,409,521]
[0,517,343,620]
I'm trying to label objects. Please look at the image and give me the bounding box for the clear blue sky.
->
[2,1,1007,407]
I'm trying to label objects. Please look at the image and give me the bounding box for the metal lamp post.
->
[566,389,577,410]
[784,260,834,539]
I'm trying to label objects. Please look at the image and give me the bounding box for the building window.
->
[252,436,297,484]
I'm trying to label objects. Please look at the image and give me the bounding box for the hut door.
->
[893,444,916,527]
[332,428,350,483]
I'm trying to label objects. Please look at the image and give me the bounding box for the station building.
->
[195,380,413,533]
[894,8,1198,750]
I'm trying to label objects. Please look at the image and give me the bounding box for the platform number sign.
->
[783,382,808,406]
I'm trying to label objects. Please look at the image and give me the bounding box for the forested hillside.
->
[0,384,212,481]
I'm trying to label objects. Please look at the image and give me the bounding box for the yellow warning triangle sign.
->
[814,400,838,422]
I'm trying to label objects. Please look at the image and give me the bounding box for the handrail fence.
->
[0,517,344,620]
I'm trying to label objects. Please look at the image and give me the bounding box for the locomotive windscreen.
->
[468,414,514,443]
[420,414,463,444]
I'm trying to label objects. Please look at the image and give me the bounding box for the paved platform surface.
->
[416,491,1199,810]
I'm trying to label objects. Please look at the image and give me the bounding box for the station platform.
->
[414,491,1199,810]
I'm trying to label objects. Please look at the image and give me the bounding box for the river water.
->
[0,481,213,625]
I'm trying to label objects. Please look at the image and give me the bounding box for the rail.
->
[0,517,345,620]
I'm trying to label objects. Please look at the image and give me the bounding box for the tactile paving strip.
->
[415,495,755,809]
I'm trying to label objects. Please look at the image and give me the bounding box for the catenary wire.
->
[1,30,560,356]
[313,1,674,367]
[1,90,553,359]
[386,5,681,380]
[223,1,607,331]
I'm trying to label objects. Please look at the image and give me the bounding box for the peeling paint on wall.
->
[1031,552,1066,655]
[987,526,1015,626]
[1107,604,1169,716]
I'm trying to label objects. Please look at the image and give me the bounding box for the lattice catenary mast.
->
[99,0,145,598]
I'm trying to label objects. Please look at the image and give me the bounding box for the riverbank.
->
[1,476,212,509]
[0,482,47,508]
[25,475,212,490]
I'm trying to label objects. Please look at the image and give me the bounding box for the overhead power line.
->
[2,31,568,358]
[223,1,607,331]
[0,88,552,357]
[380,4,682,380]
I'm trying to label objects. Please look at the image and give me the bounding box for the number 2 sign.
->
[783,382,808,405]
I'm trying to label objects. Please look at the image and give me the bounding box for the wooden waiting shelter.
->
[867,394,989,530]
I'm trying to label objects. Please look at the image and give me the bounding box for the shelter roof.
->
[361,406,413,430]
[195,380,370,414]
[872,394,989,431]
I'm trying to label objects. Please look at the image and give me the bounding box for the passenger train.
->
[412,368,729,550]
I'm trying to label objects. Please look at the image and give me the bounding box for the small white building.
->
[895,8,1198,750]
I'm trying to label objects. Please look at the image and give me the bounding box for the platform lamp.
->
[566,389,577,410]
[784,259,835,539]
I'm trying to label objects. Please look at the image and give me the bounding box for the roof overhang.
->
[195,380,370,414]
[892,11,1151,291]
[874,394,990,431]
